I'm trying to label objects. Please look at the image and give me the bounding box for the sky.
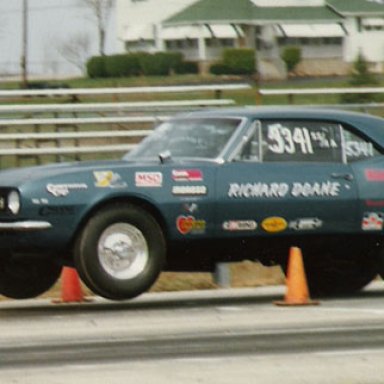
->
[0,0,117,79]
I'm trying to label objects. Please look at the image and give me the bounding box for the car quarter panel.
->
[351,157,384,233]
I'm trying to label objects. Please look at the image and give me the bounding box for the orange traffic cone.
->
[275,247,319,306]
[53,267,88,304]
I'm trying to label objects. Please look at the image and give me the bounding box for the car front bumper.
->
[0,221,52,231]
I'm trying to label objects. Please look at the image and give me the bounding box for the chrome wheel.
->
[98,223,148,280]
[75,204,166,300]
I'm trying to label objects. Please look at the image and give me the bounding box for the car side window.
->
[342,127,380,162]
[260,120,343,163]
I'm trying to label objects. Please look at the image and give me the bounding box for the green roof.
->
[328,0,384,15]
[165,0,255,25]
[252,6,341,22]
[165,0,342,25]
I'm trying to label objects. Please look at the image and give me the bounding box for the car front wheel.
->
[75,204,166,300]
[0,256,62,299]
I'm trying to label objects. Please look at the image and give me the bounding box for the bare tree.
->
[79,0,114,56]
[21,0,28,87]
[58,32,92,74]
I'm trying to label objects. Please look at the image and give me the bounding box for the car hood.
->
[0,160,134,187]
[0,158,216,188]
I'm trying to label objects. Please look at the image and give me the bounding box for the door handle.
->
[331,173,354,181]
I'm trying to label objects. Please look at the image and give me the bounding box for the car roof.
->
[176,107,384,147]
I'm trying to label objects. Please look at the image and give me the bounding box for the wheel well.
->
[68,197,169,260]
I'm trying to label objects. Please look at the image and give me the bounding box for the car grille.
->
[0,195,6,211]
[0,189,12,213]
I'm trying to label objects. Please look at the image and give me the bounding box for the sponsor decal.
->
[289,218,322,231]
[223,220,257,231]
[365,169,384,182]
[39,206,76,216]
[94,171,127,188]
[366,200,384,207]
[228,181,340,199]
[46,183,87,197]
[261,217,287,233]
[346,141,374,158]
[183,203,198,213]
[172,185,207,196]
[176,215,206,235]
[362,212,384,231]
[135,172,162,187]
[172,169,203,182]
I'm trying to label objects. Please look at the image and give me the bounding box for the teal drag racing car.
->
[0,107,383,300]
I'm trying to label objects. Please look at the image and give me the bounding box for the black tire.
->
[279,240,380,297]
[302,247,378,297]
[0,256,62,299]
[75,204,166,300]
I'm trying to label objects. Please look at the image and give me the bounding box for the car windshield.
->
[124,117,242,160]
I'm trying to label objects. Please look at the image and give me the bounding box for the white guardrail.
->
[0,83,250,165]
[258,87,384,104]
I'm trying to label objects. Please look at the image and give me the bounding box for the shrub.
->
[209,49,256,75]
[341,53,379,103]
[281,46,301,73]
[105,54,141,77]
[86,51,187,78]
[175,61,199,74]
[139,52,183,76]
[222,48,256,75]
[86,56,107,78]
[209,63,232,75]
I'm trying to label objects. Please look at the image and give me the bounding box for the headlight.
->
[7,191,20,214]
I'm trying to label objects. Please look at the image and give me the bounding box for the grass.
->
[3,73,384,107]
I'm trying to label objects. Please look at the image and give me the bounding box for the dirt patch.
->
[151,262,285,293]
[0,261,285,301]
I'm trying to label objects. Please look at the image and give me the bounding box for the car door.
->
[215,119,360,236]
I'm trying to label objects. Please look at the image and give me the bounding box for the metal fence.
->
[0,83,249,167]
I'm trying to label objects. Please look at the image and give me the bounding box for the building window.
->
[277,37,342,47]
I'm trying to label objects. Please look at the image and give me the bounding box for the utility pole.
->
[21,0,28,88]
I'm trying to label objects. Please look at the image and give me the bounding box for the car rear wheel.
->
[279,240,380,297]
[75,204,166,300]
[0,256,62,299]
[299,246,379,297]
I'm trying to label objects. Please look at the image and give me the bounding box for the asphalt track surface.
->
[1,282,384,383]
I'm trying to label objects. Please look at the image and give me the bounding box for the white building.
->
[116,0,384,78]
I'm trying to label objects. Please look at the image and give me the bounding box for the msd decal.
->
[172,169,203,182]
[135,172,163,187]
